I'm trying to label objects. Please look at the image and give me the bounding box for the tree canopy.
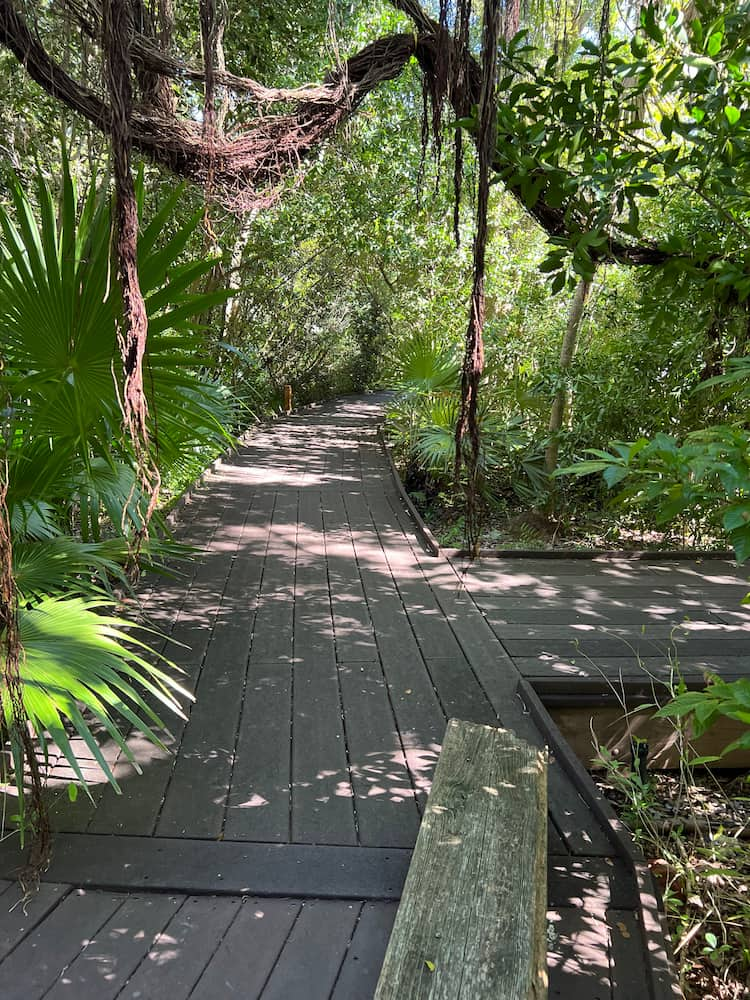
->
[2,0,748,286]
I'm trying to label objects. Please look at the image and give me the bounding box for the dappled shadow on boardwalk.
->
[2,393,731,996]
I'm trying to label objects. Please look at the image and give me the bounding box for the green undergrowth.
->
[597,754,750,1000]
[405,482,727,553]
[591,666,750,1000]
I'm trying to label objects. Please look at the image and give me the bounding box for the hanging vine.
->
[103,0,160,542]
[0,472,51,886]
[454,0,502,558]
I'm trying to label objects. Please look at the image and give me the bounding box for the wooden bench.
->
[375,719,548,999]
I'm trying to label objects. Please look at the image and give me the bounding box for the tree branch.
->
[0,0,730,269]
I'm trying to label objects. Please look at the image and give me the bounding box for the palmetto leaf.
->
[0,162,227,817]
[4,598,192,797]
[410,394,522,475]
[390,333,461,394]
[12,537,130,602]
[0,161,236,501]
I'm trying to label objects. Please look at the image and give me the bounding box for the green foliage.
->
[389,334,460,395]
[485,4,750,293]
[0,162,235,518]
[596,743,750,994]
[385,334,536,515]
[656,677,750,758]
[558,424,750,557]
[0,160,237,818]
[10,598,190,796]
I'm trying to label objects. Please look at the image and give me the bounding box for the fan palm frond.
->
[6,598,191,802]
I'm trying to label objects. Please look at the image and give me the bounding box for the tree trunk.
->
[544,276,591,479]
[222,213,256,340]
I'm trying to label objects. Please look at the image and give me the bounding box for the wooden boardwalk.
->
[1,394,747,997]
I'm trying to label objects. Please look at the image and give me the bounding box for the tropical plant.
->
[557,425,750,557]
[655,676,750,760]
[0,161,235,515]
[0,161,236,827]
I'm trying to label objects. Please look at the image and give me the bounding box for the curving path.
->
[3,394,745,997]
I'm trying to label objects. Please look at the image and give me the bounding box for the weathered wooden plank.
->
[0,888,126,1000]
[190,897,301,1000]
[338,660,421,848]
[119,896,242,1000]
[260,899,361,1000]
[43,892,183,1000]
[375,720,548,1000]
[331,901,399,1000]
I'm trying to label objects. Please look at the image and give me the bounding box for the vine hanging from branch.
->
[103,0,160,535]
[0,0,723,273]
[453,0,502,558]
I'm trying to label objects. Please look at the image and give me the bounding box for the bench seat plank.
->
[375,719,548,999]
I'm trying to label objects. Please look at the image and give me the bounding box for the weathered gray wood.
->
[375,720,548,1000]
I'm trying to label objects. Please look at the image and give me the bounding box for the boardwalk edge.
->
[376,425,441,557]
